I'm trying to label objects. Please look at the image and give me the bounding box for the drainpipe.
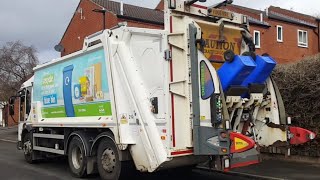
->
[265,7,269,17]
[120,1,124,15]
[317,19,320,53]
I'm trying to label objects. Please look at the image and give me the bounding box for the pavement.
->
[0,126,319,180]
[0,125,18,142]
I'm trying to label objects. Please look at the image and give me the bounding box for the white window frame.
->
[277,25,283,42]
[297,29,308,48]
[253,30,261,49]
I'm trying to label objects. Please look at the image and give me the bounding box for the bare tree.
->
[0,41,39,101]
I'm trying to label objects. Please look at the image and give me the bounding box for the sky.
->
[0,0,319,63]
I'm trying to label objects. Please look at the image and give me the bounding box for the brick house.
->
[59,0,320,64]
[222,4,320,63]
[60,0,164,56]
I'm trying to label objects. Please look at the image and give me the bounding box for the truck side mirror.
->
[9,96,15,105]
[200,61,215,99]
[8,96,15,116]
[9,105,14,116]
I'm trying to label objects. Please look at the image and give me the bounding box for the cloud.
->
[36,50,60,64]
[0,0,79,63]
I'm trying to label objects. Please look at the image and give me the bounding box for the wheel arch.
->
[65,131,93,156]
[90,130,132,161]
[90,130,115,157]
[21,124,33,143]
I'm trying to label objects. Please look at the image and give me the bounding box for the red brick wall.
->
[118,18,163,29]
[3,99,20,127]
[223,5,261,22]
[155,0,164,11]
[1,107,5,127]
[269,6,316,24]
[253,19,318,63]
[250,25,269,56]
[60,0,164,57]
[222,6,319,64]
[61,0,110,56]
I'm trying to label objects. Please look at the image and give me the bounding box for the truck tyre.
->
[23,132,34,164]
[97,138,121,180]
[68,136,87,178]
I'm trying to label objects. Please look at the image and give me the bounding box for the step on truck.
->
[10,0,315,179]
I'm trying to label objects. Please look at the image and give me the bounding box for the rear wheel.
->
[68,136,87,178]
[97,138,121,180]
[23,132,34,164]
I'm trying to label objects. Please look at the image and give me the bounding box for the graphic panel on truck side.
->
[33,48,111,118]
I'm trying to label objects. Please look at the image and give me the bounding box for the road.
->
[0,140,248,180]
[1,127,319,180]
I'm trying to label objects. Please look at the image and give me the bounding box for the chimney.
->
[260,13,263,22]
[120,1,124,15]
[265,7,269,16]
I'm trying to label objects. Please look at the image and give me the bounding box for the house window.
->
[253,30,261,48]
[298,30,308,48]
[277,25,283,42]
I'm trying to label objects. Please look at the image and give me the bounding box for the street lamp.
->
[92,8,107,30]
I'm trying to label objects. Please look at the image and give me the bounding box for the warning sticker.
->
[197,21,242,69]
[120,114,128,124]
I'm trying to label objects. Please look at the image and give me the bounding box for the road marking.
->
[0,139,17,143]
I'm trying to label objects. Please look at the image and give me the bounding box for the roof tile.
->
[269,11,317,28]
[91,0,164,24]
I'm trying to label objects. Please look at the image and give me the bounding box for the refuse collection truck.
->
[11,0,315,179]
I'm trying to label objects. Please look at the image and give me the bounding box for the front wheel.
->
[97,138,121,180]
[23,132,34,164]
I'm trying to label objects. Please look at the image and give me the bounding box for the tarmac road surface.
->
[1,127,319,180]
[0,140,248,180]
